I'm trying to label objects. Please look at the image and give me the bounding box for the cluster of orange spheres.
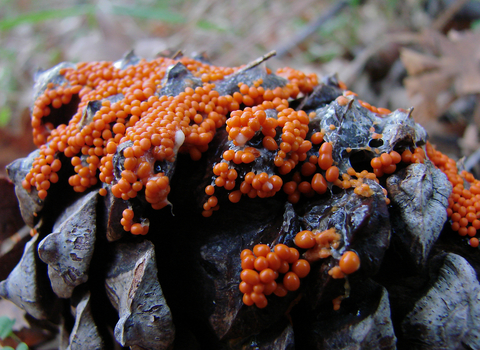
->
[370,147,426,179]
[19,51,480,249]
[20,55,320,231]
[239,244,310,308]
[338,91,392,115]
[240,228,363,309]
[426,142,480,248]
[202,85,317,217]
[120,208,149,235]
[294,228,360,280]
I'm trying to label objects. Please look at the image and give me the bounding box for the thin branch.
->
[432,0,470,31]
[275,0,349,58]
[237,50,277,73]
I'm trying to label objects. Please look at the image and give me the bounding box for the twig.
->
[171,50,184,60]
[236,50,277,73]
[0,225,30,255]
[275,0,349,58]
[338,32,423,87]
[432,0,471,31]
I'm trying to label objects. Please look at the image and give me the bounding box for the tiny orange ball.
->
[283,272,300,291]
[291,259,310,278]
[254,256,269,271]
[130,223,144,235]
[241,255,255,270]
[273,283,288,297]
[294,230,316,249]
[239,281,253,294]
[240,269,260,285]
[286,247,300,264]
[243,293,254,306]
[263,280,277,295]
[253,244,270,257]
[259,268,276,283]
[240,249,253,259]
[273,244,291,261]
[266,252,282,271]
[339,251,361,275]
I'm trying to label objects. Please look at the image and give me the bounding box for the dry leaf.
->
[401,29,480,123]
[401,47,442,76]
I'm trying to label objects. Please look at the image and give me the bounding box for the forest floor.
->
[1,0,480,348]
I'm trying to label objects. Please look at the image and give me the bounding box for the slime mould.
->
[1,50,480,350]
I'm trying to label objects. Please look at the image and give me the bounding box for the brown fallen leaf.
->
[401,29,480,124]
[0,108,36,177]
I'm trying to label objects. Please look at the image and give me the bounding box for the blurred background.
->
[2,0,480,348]
[2,0,480,177]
